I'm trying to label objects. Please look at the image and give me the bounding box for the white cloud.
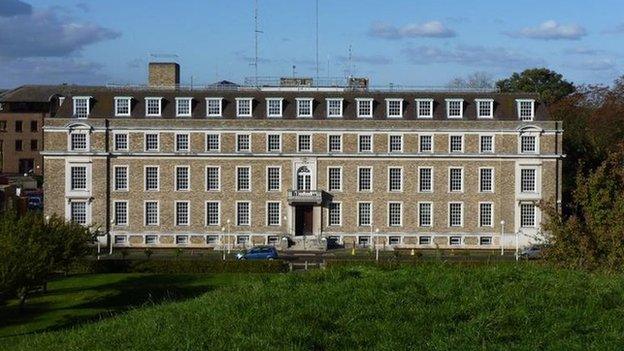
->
[507,20,587,40]
[369,21,456,39]
[403,45,543,69]
[0,58,109,87]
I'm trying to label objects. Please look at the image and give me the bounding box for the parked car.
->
[27,196,43,210]
[236,246,278,260]
[519,244,545,260]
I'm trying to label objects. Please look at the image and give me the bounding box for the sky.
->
[0,0,623,88]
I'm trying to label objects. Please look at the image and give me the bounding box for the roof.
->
[0,85,69,102]
[52,85,546,121]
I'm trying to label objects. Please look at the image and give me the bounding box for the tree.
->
[496,68,575,104]
[447,71,494,90]
[0,213,92,309]
[542,144,624,271]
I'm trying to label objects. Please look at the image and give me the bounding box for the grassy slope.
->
[3,263,624,350]
[0,273,263,338]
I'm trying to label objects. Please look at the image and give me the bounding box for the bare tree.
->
[447,72,494,90]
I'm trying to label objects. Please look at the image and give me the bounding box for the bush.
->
[72,259,290,274]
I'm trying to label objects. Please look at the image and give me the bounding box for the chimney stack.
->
[148,62,180,87]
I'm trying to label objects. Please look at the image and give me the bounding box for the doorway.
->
[295,205,313,236]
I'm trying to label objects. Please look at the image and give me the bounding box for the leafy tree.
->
[542,144,624,271]
[496,68,575,104]
[0,213,92,309]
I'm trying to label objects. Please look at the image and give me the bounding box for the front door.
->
[295,206,313,236]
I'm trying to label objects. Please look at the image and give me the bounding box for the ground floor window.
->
[449,236,462,246]
[520,203,536,228]
[480,236,492,245]
[176,235,188,245]
[358,235,370,247]
[389,236,401,245]
[419,236,431,245]
[114,235,127,244]
[70,201,88,225]
[145,235,158,244]
[206,235,219,244]
[237,235,250,245]
[267,235,279,245]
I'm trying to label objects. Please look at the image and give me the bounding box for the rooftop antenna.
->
[315,0,319,82]
[347,44,353,78]
[253,0,263,87]
[292,65,296,77]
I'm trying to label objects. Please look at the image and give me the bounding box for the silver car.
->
[519,245,545,260]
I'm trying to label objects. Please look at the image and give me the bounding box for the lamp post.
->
[375,228,380,262]
[108,218,115,255]
[221,227,226,260]
[500,220,505,256]
[226,219,231,255]
[515,230,520,261]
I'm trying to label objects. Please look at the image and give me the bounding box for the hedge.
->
[71,259,290,274]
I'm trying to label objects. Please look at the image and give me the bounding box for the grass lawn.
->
[0,273,266,339]
[3,263,624,350]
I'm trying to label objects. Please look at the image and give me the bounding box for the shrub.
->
[72,259,289,274]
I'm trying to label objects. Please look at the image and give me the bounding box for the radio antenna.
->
[315,0,319,82]
[253,0,263,86]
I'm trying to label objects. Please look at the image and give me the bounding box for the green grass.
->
[0,273,264,339]
[3,263,624,350]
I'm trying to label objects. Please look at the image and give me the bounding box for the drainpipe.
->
[105,118,112,254]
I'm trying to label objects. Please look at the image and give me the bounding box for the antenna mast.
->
[315,0,319,82]
[253,0,262,87]
[348,44,353,78]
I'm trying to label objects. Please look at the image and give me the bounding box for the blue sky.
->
[1,0,623,88]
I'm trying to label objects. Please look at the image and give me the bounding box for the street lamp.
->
[375,228,380,262]
[108,218,115,255]
[226,219,231,254]
[221,227,226,260]
[500,220,505,256]
[515,230,520,261]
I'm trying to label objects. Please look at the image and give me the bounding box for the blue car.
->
[236,246,279,260]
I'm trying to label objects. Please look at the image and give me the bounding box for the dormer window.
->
[206,98,223,117]
[326,98,343,118]
[236,98,253,118]
[446,99,463,119]
[386,98,403,118]
[296,98,313,118]
[114,97,131,117]
[145,97,162,117]
[476,99,494,119]
[72,96,91,118]
[356,98,373,118]
[415,98,433,118]
[266,98,283,118]
[176,97,192,117]
[517,99,535,121]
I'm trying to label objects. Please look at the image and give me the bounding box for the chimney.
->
[148,62,180,87]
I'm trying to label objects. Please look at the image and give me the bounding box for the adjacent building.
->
[42,63,563,250]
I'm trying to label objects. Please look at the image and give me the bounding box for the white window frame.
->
[174,165,191,191]
[297,133,312,153]
[175,97,192,117]
[519,134,540,154]
[520,202,537,228]
[266,201,281,226]
[419,134,434,153]
[479,202,494,228]
[516,99,535,121]
[266,98,283,118]
[388,134,403,153]
[236,166,251,192]
[387,201,403,227]
[327,134,342,153]
[145,97,162,117]
[479,167,495,193]
[144,165,160,191]
[113,132,129,151]
[114,97,132,117]
[448,167,464,193]
[356,98,373,118]
[387,167,403,192]
[358,134,373,153]
[205,166,221,192]
[144,200,160,226]
[418,202,433,227]
[296,98,314,118]
[357,202,372,227]
[174,200,191,226]
[205,133,221,152]
[475,98,494,119]
[449,134,464,153]
[445,98,464,119]
[113,165,129,191]
[415,98,434,119]
[327,166,343,192]
[205,201,221,226]
[144,132,159,152]
[72,96,91,118]
[236,98,253,118]
[358,166,373,192]
[205,97,223,117]
[266,134,282,152]
[326,98,343,118]
[175,132,190,152]
[418,167,433,193]
[236,133,251,153]
[328,202,342,227]
[266,166,281,192]
[236,201,251,226]
[113,201,129,226]
[479,134,495,153]
[448,202,464,227]
[67,200,91,225]
[385,98,403,118]
[68,130,90,152]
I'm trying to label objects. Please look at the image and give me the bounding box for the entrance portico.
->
[286,159,323,237]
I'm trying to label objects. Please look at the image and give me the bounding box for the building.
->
[0,86,64,175]
[42,63,563,250]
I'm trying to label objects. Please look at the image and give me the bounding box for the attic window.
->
[72,96,91,118]
[446,98,463,119]
[475,99,493,118]
[236,98,253,118]
[145,97,162,117]
[176,97,192,117]
[206,98,223,117]
[114,97,131,117]
[517,99,535,121]
[266,98,283,118]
